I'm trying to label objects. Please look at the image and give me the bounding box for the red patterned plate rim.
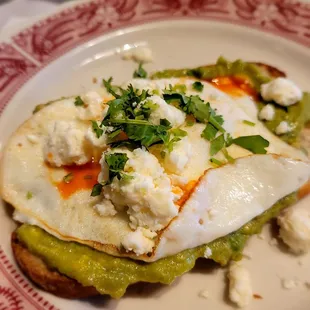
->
[0,0,310,309]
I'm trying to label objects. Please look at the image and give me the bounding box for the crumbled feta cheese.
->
[122,227,156,255]
[121,46,153,63]
[78,91,103,120]
[27,134,39,144]
[101,148,180,231]
[146,95,186,128]
[169,174,189,187]
[278,203,310,254]
[204,247,212,258]
[198,290,209,299]
[275,121,291,135]
[281,279,300,290]
[163,136,192,175]
[94,199,117,217]
[228,261,252,308]
[85,123,107,149]
[258,104,275,121]
[261,78,302,106]
[43,121,89,167]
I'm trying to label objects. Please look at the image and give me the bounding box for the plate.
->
[1,1,310,309]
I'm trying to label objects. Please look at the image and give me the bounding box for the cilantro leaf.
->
[105,153,130,183]
[210,158,224,166]
[202,123,217,141]
[103,77,120,98]
[74,96,85,106]
[222,148,235,163]
[232,135,269,154]
[133,63,147,78]
[26,191,33,200]
[243,120,255,126]
[192,81,204,92]
[165,128,187,153]
[91,183,103,196]
[91,121,104,138]
[210,134,225,156]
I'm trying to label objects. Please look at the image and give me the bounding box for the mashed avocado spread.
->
[17,194,296,298]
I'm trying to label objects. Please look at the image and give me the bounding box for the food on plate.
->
[1,57,310,300]
[227,261,252,308]
[278,197,310,254]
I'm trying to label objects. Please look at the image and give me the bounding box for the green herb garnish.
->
[192,81,204,92]
[210,158,224,166]
[26,191,33,200]
[91,121,104,138]
[201,123,217,141]
[243,120,255,127]
[105,153,133,184]
[210,134,225,156]
[63,173,74,184]
[91,183,103,197]
[133,63,147,78]
[232,135,269,154]
[165,128,187,153]
[74,96,85,106]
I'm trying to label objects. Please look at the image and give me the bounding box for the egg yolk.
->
[209,76,258,99]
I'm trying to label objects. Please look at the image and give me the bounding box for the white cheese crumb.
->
[163,136,192,175]
[261,77,302,106]
[122,227,156,255]
[278,203,310,254]
[43,121,89,167]
[94,199,117,217]
[146,95,186,128]
[204,247,212,259]
[122,46,153,63]
[275,121,291,135]
[269,238,279,246]
[258,104,275,121]
[281,279,300,290]
[198,290,209,299]
[85,123,107,149]
[78,91,104,120]
[228,261,252,308]
[27,134,39,144]
[100,148,180,231]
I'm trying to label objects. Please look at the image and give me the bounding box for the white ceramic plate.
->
[1,1,310,309]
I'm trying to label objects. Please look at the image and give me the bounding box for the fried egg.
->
[1,78,309,262]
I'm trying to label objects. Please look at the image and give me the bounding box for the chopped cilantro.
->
[232,135,269,154]
[103,77,120,98]
[171,84,187,93]
[91,121,104,138]
[26,191,33,200]
[210,158,224,166]
[91,183,103,197]
[108,128,122,140]
[63,173,74,184]
[133,63,147,78]
[222,148,235,163]
[74,96,84,106]
[165,128,187,153]
[105,153,132,184]
[201,123,217,141]
[210,134,225,156]
[192,81,204,92]
[186,120,195,127]
[243,120,255,127]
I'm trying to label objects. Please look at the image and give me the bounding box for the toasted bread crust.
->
[11,232,99,299]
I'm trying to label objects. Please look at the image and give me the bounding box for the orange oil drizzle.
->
[56,162,101,199]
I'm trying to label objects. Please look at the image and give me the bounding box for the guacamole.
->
[17,194,296,298]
